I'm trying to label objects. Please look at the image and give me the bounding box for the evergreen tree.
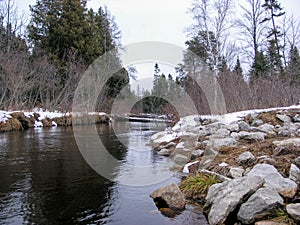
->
[233,57,243,77]
[287,46,300,81]
[250,50,270,81]
[261,0,285,73]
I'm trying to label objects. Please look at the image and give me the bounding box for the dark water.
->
[0,122,208,225]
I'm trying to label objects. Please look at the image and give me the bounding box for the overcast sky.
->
[16,0,300,92]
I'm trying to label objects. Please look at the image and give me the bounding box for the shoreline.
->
[0,110,111,132]
[149,105,300,224]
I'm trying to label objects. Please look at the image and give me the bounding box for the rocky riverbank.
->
[0,109,111,132]
[150,105,300,225]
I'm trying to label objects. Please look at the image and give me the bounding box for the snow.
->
[183,160,199,174]
[219,162,229,167]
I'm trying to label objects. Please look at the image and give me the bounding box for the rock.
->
[255,156,277,166]
[247,164,298,198]
[237,151,256,165]
[273,138,300,148]
[0,118,23,132]
[208,137,237,148]
[276,114,291,124]
[237,188,284,224]
[294,156,300,168]
[227,122,240,132]
[198,148,218,170]
[160,142,176,149]
[236,131,266,142]
[150,183,185,210]
[210,128,230,138]
[229,167,244,178]
[255,221,289,225]
[173,154,189,165]
[277,124,297,136]
[238,120,252,131]
[176,142,185,149]
[273,138,300,156]
[10,112,34,129]
[191,149,204,159]
[204,176,263,225]
[197,126,210,137]
[41,118,53,127]
[257,124,276,135]
[286,203,300,221]
[252,119,264,127]
[293,114,300,122]
[52,115,72,126]
[158,148,172,156]
[289,164,300,184]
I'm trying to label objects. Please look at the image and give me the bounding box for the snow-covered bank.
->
[0,109,111,132]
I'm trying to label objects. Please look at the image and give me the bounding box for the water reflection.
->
[0,123,208,225]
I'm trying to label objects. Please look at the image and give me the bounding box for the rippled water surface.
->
[0,122,208,224]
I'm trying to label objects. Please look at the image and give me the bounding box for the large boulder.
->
[286,203,300,221]
[150,183,185,210]
[204,176,263,225]
[237,188,284,224]
[10,112,34,129]
[246,164,298,198]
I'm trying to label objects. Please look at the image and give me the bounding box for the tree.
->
[233,57,243,77]
[188,0,234,72]
[261,0,285,73]
[287,46,300,81]
[236,0,266,62]
[250,50,269,80]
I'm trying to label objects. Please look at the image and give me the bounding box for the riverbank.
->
[150,105,300,225]
[0,109,111,132]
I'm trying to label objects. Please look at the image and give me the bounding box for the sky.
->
[15,0,300,92]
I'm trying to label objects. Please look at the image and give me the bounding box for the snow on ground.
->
[153,104,300,143]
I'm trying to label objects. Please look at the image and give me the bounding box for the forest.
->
[0,0,300,115]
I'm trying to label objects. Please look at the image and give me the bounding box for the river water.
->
[0,122,208,225]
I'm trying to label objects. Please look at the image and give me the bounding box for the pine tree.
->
[250,51,270,81]
[233,57,243,77]
[287,46,300,81]
[261,0,285,74]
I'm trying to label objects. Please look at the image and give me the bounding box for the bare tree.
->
[189,0,234,71]
[236,0,267,63]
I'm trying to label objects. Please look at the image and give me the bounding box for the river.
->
[0,122,208,225]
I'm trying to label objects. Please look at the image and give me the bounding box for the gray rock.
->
[194,141,202,149]
[210,128,230,138]
[258,124,275,135]
[238,120,252,131]
[293,114,300,122]
[150,183,185,210]
[197,126,210,137]
[237,151,256,165]
[227,122,240,132]
[251,119,264,127]
[247,164,298,198]
[204,176,263,225]
[198,148,218,170]
[206,122,226,133]
[276,114,291,124]
[273,138,300,148]
[289,163,300,184]
[191,149,204,158]
[236,131,266,142]
[208,137,237,148]
[237,188,284,224]
[286,203,300,221]
[158,148,172,156]
[278,123,297,136]
[229,167,244,178]
[294,156,300,168]
[173,154,189,165]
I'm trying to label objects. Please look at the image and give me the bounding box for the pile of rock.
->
[150,107,300,224]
